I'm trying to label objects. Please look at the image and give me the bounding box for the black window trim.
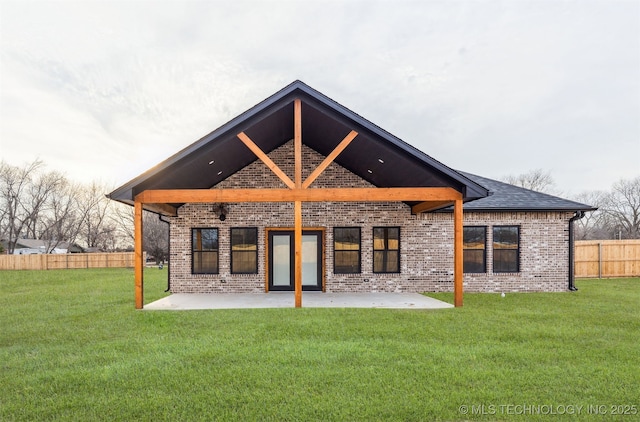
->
[492,225,520,273]
[333,227,362,274]
[191,227,219,275]
[373,226,401,274]
[463,225,487,274]
[230,227,259,274]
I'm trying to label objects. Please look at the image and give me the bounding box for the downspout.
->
[568,211,585,291]
[159,215,171,292]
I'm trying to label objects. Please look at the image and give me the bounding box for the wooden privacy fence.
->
[0,252,140,271]
[575,240,640,278]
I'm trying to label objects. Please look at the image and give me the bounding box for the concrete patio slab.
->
[144,292,453,310]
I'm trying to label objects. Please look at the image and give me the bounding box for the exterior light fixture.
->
[213,203,228,221]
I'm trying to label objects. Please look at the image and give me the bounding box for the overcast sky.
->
[1,0,638,197]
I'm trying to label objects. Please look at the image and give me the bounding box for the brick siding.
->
[167,141,572,293]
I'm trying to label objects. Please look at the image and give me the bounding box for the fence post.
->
[598,242,602,279]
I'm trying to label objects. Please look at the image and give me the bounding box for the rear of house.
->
[167,141,585,295]
[108,81,594,307]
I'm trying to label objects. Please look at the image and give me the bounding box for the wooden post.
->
[294,98,303,308]
[294,200,302,308]
[134,199,144,309]
[453,198,463,307]
[294,99,302,189]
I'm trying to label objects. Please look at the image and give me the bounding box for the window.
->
[334,227,361,273]
[464,226,486,273]
[373,227,400,273]
[231,228,258,274]
[493,226,519,272]
[192,228,219,274]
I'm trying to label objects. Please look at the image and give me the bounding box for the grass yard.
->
[1,269,638,421]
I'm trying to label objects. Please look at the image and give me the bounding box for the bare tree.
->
[0,159,45,253]
[143,212,169,264]
[22,170,67,239]
[601,177,640,239]
[110,201,134,249]
[572,191,607,240]
[502,168,557,193]
[108,203,168,260]
[76,182,118,250]
[39,180,82,253]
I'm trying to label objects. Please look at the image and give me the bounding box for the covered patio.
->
[108,81,490,310]
[144,292,453,310]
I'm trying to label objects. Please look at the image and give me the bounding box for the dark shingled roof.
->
[457,172,596,212]
[108,80,595,214]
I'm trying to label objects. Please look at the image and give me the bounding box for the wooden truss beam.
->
[142,202,178,217]
[237,132,296,189]
[294,99,302,189]
[136,187,462,205]
[302,130,358,189]
[411,200,454,214]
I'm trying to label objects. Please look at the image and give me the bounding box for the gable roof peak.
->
[108,81,489,207]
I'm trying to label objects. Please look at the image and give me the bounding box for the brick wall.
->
[168,140,573,293]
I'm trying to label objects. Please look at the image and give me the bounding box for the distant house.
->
[2,239,69,255]
[108,81,595,309]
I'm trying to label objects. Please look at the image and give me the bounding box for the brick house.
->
[109,81,594,309]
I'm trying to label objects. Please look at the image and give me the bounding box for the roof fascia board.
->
[436,206,598,213]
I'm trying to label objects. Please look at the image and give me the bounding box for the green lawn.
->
[1,269,638,421]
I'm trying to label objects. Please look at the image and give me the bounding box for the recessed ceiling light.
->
[208,160,215,165]
[378,158,384,164]
[367,169,373,174]
[217,171,223,175]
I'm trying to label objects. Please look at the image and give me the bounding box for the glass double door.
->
[268,230,322,291]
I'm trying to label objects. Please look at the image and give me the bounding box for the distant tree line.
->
[1,160,637,259]
[502,169,640,240]
[0,159,168,262]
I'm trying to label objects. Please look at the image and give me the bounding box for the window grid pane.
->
[464,250,485,273]
[232,251,257,274]
[335,251,359,273]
